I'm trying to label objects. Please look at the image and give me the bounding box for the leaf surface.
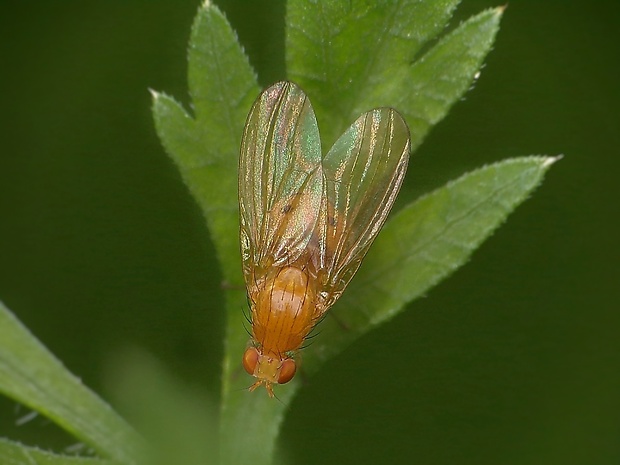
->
[0,438,116,465]
[0,302,142,464]
[303,156,561,370]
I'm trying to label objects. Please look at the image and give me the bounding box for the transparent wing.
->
[239,82,323,286]
[314,108,410,311]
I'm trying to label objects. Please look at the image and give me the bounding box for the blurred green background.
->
[0,1,618,464]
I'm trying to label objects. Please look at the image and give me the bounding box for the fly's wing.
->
[239,82,323,286]
[315,108,410,311]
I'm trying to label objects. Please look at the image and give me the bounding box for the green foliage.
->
[286,0,499,150]
[0,301,142,465]
[302,156,560,372]
[105,350,218,465]
[0,1,559,465]
[0,437,115,465]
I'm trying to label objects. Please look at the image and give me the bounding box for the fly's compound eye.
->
[277,358,296,384]
[243,346,259,376]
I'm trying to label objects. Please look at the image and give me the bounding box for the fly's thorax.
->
[251,266,317,354]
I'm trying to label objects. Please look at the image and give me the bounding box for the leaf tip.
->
[496,4,508,16]
[541,154,563,168]
[148,88,160,100]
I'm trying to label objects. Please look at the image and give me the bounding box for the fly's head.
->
[242,345,296,397]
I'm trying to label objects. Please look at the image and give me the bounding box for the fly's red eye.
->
[277,358,296,384]
[243,347,259,375]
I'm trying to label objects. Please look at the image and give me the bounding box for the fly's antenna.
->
[272,390,286,406]
[235,383,254,394]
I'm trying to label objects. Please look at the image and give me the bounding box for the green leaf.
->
[373,7,505,151]
[0,438,116,465]
[287,1,503,150]
[152,9,261,461]
[302,156,561,371]
[151,2,266,464]
[105,350,218,465]
[151,2,526,465]
[218,379,298,465]
[0,302,142,464]
[152,0,259,279]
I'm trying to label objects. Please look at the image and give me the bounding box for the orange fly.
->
[238,81,410,397]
